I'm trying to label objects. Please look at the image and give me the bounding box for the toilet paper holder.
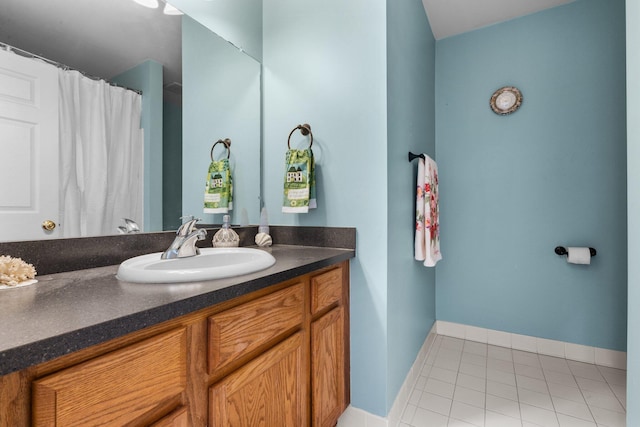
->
[554,246,596,257]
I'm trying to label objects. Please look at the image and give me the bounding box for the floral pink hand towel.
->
[415,155,441,267]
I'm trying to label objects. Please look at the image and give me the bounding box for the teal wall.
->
[627,0,638,421]
[163,100,182,230]
[112,60,164,232]
[263,0,389,415]
[386,0,436,412]
[260,0,629,418]
[435,0,627,351]
[182,16,261,225]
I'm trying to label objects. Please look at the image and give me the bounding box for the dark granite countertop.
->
[0,244,354,376]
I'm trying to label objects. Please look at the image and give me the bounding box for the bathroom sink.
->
[116,247,276,284]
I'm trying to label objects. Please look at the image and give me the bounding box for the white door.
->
[0,49,59,241]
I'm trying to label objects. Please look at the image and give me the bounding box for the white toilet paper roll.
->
[567,247,591,265]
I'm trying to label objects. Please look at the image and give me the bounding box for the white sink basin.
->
[116,247,276,284]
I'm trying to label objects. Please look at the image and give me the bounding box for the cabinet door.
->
[210,333,307,427]
[311,307,346,427]
[33,328,187,426]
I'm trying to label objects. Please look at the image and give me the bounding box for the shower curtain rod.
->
[0,41,143,95]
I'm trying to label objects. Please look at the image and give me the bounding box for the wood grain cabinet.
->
[0,260,350,427]
[208,283,305,375]
[310,267,349,427]
[210,333,307,426]
[312,307,346,427]
[149,407,190,427]
[33,328,187,426]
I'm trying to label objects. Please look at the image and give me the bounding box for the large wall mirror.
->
[0,0,261,243]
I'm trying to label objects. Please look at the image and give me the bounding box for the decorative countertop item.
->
[255,233,273,247]
[212,215,239,247]
[255,207,272,247]
[0,255,37,288]
[490,86,522,115]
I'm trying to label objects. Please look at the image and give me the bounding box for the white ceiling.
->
[0,0,182,87]
[422,0,577,40]
[0,0,578,90]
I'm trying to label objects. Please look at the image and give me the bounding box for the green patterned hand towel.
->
[204,159,233,213]
[282,148,316,213]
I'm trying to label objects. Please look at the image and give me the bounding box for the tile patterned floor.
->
[398,335,626,427]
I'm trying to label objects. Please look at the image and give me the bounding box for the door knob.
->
[42,220,56,231]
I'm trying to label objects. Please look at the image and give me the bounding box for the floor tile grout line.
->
[574,376,600,427]
[538,355,564,427]
[447,338,464,420]
[596,364,627,410]
[571,367,626,420]
[513,347,525,425]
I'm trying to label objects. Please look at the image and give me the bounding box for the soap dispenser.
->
[212,215,240,247]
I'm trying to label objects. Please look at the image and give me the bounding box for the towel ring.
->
[210,138,231,161]
[287,124,313,149]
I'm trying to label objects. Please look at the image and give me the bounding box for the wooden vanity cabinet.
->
[207,283,305,375]
[0,260,349,427]
[209,332,307,426]
[310,266,349,427]
[32,328,188,426]
[208,264,349,427]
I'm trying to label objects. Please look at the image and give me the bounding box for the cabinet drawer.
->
[32,328,187,426]
[208,283,304,374]
[311,267,343,315]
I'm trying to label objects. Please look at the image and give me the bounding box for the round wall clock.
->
[490,86,522,115]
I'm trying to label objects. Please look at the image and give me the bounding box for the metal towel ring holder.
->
[287,124,313,149]
[210,138,231,161]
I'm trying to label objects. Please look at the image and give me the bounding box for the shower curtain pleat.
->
[58,70,143,238]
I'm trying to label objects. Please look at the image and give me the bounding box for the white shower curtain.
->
[58,70,143,238]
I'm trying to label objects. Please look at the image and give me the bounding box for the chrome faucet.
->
[161,216,207,259]
[117,218,140,234]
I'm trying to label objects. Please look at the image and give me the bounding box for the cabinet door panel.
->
[33,328,187,426]
[210,333,306,427]
[312,307,346,427]
[311,267,342,315]
[208,283,304,373]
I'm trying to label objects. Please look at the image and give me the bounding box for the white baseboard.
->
[337,405,387,427]
[436,320,627,370]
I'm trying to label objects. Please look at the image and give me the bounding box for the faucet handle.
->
[180,215,195,222]
[177,216,201,235]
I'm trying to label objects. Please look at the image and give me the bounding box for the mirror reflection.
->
[0,0,261,242]
[171,0,262,62]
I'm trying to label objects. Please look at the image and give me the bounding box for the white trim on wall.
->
[436,320,627,370]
